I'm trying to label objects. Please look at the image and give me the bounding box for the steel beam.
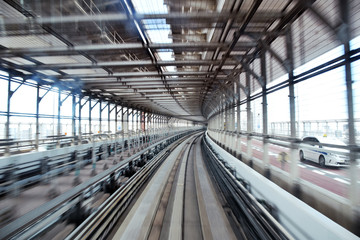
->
[81,77,220,83]
[57,90,61,140]
[286,25,300,194]
[51,71,216,79]
[1,11,281,25]
[19,59,237,70]
[261,49,270,178]
[72,94,76,138]
[0,42,257,58]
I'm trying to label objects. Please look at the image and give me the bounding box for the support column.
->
[339,0,359,232]
[236,80,242,159]
[5,75,12,155]
[89,97,92,134]
[231,92,236,153]
[222,97,227,145]
[136,110,140,150]
[78,96,82,141]
[57,90,61,136]
[217,112,221,141]
[114,104,119,164]
[128,109,133,155]
[99,100,102,134]
[286,26,300,196]
[224,105,228,148]
[108,102,111,133]
[57,90,61,147]
[72,94,76,139]
[149,113,152,144]
[115,104,118,134]
[261,50,270,178]
[35,84,40,150]
[246,72,253,166]
[121,107,125,159]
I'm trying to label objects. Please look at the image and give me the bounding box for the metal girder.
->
[202,0,262,103]
[1,11,282,26]
[18,59,238,70]
[0,0,321,123]
[85,85,204,89]
[258,39,290,72]
[235,58,265,87]
[0,42,257,58]
[81,77,223,83]
[48,71,217,79]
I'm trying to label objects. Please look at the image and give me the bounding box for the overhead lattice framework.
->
[0,0,359,122]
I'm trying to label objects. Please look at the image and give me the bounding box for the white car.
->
[299,136,349,167]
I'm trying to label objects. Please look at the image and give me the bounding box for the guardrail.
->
[204,131,358,240]
[0,128,199,196]
[201,136,293,240]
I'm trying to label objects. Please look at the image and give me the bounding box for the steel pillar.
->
[246,72,253,162]
[57,90,61,146]
[5,75,11,155]
[35,84,40,150]
[89,97,92,134]
[339,0,359,230]
[78,96,82,140]
[72,94,76,139]
[236,80,242,157]
[286,26,300,196]
[108,103,111,133]
[99,100,102,133]
[261,50,270,178]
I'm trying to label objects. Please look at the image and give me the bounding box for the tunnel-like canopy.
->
[0,0,359,123]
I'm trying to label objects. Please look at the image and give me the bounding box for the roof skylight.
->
[131,0,175,72]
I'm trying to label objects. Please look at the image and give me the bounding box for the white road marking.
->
[312,170,325,175]
[322,170,339,176]
[298,164,306,168]
[253,147,263,152]
[334,177,350,185]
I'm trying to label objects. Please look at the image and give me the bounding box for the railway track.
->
[108,131,239,240]
[66,132,293,240]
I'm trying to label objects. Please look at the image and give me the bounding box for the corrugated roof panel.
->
[0,34,66,48]
[0,1,26,19]
[33,55,92,64]
[36,70,61,76]
[3,57,35,65]
[350,0,360,39]
[291,9,339,70]
[259,0,290,11]
[62,68,108,75]
[266,51,286,83]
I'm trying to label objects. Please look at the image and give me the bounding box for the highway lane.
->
[232,136,359,198]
